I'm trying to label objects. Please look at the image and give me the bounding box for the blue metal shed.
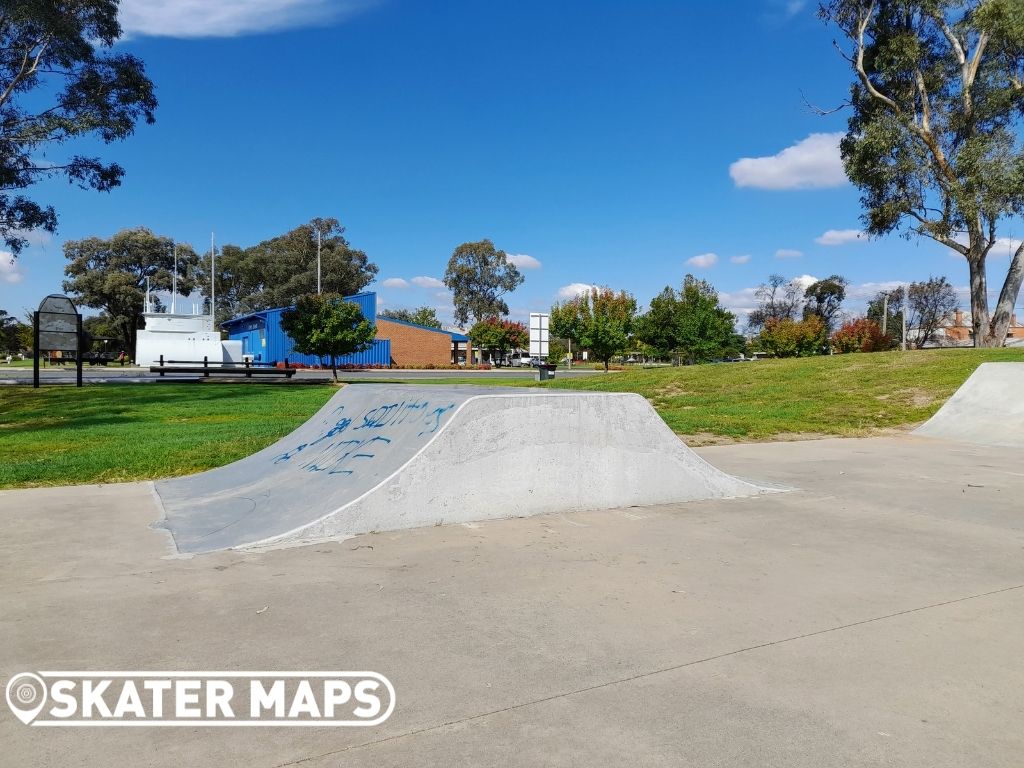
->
[221,292,391,367]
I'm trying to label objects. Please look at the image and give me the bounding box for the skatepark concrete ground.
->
[2,434,1021,766]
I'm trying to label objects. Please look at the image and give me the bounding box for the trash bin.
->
[536,364,556,382]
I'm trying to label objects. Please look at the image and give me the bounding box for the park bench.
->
[149,355,296,379]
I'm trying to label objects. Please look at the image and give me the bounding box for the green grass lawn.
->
[538,348,1024,440]
[0,383,336,488]
[2,348,1021,488]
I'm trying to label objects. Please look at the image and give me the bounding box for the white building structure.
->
[135,312,242,367]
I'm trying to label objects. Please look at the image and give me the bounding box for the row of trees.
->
[55,220,379,357]
[542,271,965,367]
[548,277,742,370]
[54,228,530,360]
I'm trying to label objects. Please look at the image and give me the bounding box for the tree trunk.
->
[966,251,996,347]
[331,355,338,382]
[989,245,1024,346]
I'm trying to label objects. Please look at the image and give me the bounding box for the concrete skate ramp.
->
[154,385,769,553]
[914,362,1024,448]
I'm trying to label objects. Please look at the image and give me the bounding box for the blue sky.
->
[3,0,1021,325]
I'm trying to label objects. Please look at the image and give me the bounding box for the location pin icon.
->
[6,673,48,725]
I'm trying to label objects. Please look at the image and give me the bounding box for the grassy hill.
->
[539,348,1024,441]
[1,348,1021,487]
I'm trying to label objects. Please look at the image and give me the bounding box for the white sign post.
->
[529,313,549,360]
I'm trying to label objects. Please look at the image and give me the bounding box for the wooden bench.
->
[149,356,296,379]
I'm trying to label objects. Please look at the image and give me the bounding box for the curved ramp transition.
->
[155,385,770,553]
[914,362,1024,448]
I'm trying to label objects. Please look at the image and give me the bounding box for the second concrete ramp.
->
[914,362,1024,448]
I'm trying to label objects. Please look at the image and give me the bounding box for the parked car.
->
[529,357,544,367]
[511,353,532,367]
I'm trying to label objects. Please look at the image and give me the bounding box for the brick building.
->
[375,316,471,366]
[916,309,1024,347]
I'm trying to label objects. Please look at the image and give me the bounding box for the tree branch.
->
[907,210,969,255]
[854,2,900,111]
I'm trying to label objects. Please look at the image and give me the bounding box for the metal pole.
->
[172,243,177,314]
[881,295,888,336]
[76,314,83,388]
[317,228,322,295]
[32,311,39,388]
[902,284,909,351]
[211,232,216,322]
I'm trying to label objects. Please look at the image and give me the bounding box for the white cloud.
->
[730,254,752,265]
[845,280,905,301]
[792,274,819,290]
[775,248,803,259]
[991,237,1024,258]
[118,0,373,39]
[816,229,865,246]
[718,286,759,318]
[381,277,409,289]
[686,252,718,269]
[0,252,24,284]
[786,0,806,15]
[557,283,595,299]
[507,253,542,270]
[729,132,847,190]
[411,276,445,289]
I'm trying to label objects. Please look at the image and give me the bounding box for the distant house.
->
[220,291,471,367]
[910,309,1024,347]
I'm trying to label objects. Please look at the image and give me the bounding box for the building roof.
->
[377,315,468,342]
[220,292,379,330]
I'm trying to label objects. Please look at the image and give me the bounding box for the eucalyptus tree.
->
[0,1,157,254]
[822,0,1024,346]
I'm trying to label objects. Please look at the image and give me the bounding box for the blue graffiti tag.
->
[302,435,393,475]
[419,404,455,436]
[355,400,430,430]
[269,398,458,477]
[273,415,353,464]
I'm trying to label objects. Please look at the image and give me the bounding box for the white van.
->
[511,353,533,367]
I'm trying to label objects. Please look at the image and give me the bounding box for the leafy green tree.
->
[201,218,378,323]
[822,0,1024,346]
[63,228,200,356]
[547,338,569,365]
[633,286,680,358]
[803,275,849,332]
[635,277,738,363]
[467,317,528,363]
[379,306,442,328]
[675,276,740,364]
[0,309,28,353]
[280,294,376,381]
[444,239,524,326]
[550,287,636,371]
[0,1,157,255]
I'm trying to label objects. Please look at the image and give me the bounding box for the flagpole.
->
[211,232,216,322]
[171,243,177,314]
